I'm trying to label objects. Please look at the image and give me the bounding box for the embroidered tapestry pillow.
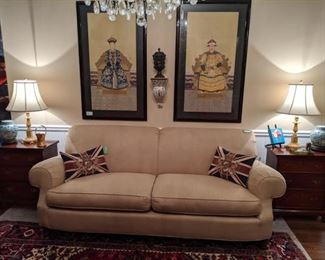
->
[60,145,109,182]
[208,146,256,188]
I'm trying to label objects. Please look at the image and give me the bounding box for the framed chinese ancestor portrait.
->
[174,0,251,122]
[77,2,146,120]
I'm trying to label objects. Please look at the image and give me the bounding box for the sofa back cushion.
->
[65,125,159,174]
[158,127,257,175]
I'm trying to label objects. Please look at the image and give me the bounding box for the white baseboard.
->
[253,129,311,138]
[16,124,71,133]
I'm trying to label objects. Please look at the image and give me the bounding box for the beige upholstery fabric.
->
[248,160,286,199]
[28,126,286,241]
[152,174,261,217]
[29,156,65,190]
[37,191,274,241]
[66,125,159,174]
[46,172,156,212]
[158,128,256,174]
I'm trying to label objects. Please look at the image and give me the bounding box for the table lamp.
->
[277,82,320,149]
[6,80,47,144]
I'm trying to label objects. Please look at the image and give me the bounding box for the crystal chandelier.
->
[84,0,198,27]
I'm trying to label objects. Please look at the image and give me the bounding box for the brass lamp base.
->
[23,136,36,145]
[285,116,301,150]
[285,142,301,149]
[23,112,36,145]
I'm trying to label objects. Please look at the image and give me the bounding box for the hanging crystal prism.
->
[137,15,147,27]
[84,0,91,6]
[108,14,117,21]
[99,0,108,11]
[118,0,127,15]
[93,0,100,14]
[86,0,199,26]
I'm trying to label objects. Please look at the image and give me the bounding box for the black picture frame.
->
[76,2,147,121]
[174,0,251,123]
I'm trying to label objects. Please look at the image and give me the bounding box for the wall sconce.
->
[151,48,167,108]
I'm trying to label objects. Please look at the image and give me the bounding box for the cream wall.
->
[0,0,324,130]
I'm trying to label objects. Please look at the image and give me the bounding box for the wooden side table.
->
[266,148,325,220]
[0,140,59,208]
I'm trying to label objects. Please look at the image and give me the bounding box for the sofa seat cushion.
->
[152,174,261,217]
[46,172,156,212]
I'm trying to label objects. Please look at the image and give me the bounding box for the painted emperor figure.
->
[193,39,230,93]
[96,37,132,90]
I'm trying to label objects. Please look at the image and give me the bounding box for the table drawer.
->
[278,157,325,173]
[0,182,39,205]
[0,151,41,166]
[274,189,325,210]
[282,172,325,190]
[0,166,31,182]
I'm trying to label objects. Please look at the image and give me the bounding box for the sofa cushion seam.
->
[151,208,259,217]
[47,191,150,198]
[152,196,260,203]
[47,205,150,212]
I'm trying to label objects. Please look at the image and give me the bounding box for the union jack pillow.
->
[60,145,109,182]
[208,146,256,188]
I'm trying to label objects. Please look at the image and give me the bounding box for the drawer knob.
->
[27,156,35,162]
[312,180,320,185]
[2,155,10,161]
[6,186,13,192]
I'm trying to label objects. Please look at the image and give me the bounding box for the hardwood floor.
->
[285,216,325,260]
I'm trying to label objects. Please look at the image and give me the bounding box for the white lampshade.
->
[6,80,48,112]
[277,83,320,116]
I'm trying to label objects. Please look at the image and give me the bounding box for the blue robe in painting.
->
[96,49,131,90]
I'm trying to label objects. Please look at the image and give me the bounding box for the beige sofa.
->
[29,125,286,241]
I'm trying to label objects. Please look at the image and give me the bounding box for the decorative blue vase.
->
[0,120,18,145]
[310,125,325,152]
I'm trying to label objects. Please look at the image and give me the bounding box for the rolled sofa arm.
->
[29,156,65,190]
[248,160,286,200]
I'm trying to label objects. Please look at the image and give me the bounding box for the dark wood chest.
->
[0,140,58,207]
[266,148,325,219]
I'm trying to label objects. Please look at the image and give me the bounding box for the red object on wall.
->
[0,24,10,121]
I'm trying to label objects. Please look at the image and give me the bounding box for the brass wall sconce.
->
[151,48,167,108]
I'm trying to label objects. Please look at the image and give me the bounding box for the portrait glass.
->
[77,2,146,121]
[174,1,251,122]
[88,15,137,111]
[184,12,238,113]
